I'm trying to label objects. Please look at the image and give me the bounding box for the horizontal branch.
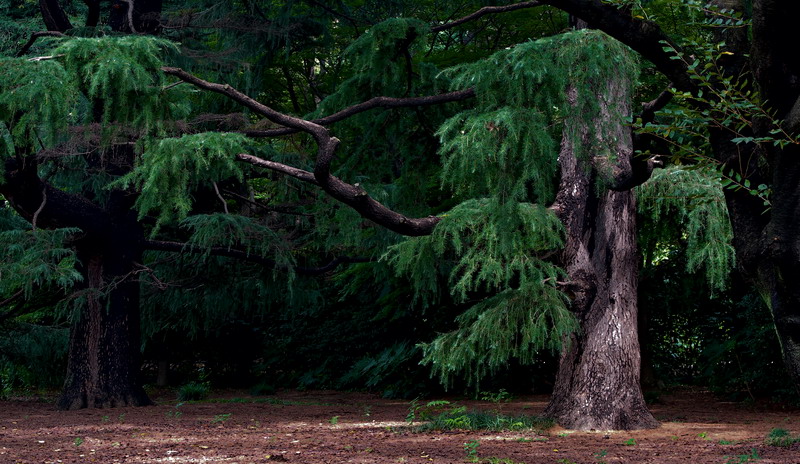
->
[162,67,443,236]
[236,153,318,184]
[244,89,476,138]
[431,1,543,33]
[143,239,371,275]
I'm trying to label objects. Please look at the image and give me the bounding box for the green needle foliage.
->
[0,225,82,299]
[387,30,637,388]
[116,132,248,230]
[54,36,183,133]
[637,166,735,292]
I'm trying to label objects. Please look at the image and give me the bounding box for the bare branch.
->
[431,1,543,33]
[236,154,318,185]
[244,89,476,138]
[640,85,674,124]
[162,67,443,236]
[16,31,66,57]
[31,188,47,231]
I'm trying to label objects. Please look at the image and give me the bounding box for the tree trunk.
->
[57,233,151,410]
[544,80,658,430]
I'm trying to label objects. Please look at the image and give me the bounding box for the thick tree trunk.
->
[545,81,658,430]
[57,232,151,410]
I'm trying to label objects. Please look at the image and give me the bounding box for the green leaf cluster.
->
[439,30,639,204]
[54,36,184,133]
[0,57,74,158]
[637,166,735,291]
[116,132,248,230]
[0,225,82,299]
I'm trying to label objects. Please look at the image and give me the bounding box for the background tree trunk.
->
[57,231,151,410]
[545,80,658,430]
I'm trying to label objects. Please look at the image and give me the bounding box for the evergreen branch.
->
[16,31,66,57]
[243,89,476,138]
[540,0,694,91]
[161,67,329,140]
[143,239,371,275]
[431,1,543,33]
[162,67,442,236]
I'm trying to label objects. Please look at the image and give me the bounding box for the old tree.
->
[0,0,796,431]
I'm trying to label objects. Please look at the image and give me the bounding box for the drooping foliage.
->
[117,133,249,229]
[387,30,638,388]
[637,166,735,292]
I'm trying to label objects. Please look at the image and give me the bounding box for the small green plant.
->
[765,428,800,447]
[723,448,761,464]
[211,413,231,424]
[166,403,183,419]
[178,381,210,401]
[556,459,577,464]
[73,437,84,446]
[480,389,513,404]
[463,439,480,463]
[117,413,126,422]
[594,449,608,464]
[516,437,532,443]
[329,415,340,425]
[407,399,453,424]
[623,438,636,446]
[101,415,109,423]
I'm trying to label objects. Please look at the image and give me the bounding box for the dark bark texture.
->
[545,82,658,430]
[58,238,151,410]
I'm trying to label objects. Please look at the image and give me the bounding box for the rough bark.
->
[58,237,151,409]
[545,82,658,430]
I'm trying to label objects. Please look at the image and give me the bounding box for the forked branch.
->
[162,67,444,236]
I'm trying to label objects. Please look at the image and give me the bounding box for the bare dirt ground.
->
[1,389,799,464]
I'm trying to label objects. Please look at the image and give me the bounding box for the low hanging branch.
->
[162,66,457,236]
[143,240,372,276]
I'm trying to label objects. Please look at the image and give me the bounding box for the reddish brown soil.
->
[1,389,799,464]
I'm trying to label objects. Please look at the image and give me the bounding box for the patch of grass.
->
[622,438,636,446]
[765,427,800,447]
[210,413,231,424]
[73,437,84,446]
[722,448,760,463]
[177,381,210,401]
[415,407,554,433]
[594,449,608,464]
[329,415,339,425]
